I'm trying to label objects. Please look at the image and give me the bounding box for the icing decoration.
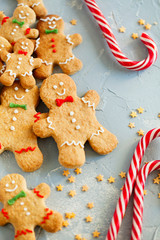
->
[66,34,74,45]
[29,57,34,66]
[40,16,62,22]
[33,188,44,198]
[57,89,66,96]
[70,111,74,116]
[5,70,16,78]
[1,17,9,25]
[15,146,36,154]
[6,53,11,62]
[14,94,24,100]
[81,97,95,110]
[21,71,32,76]
[59,55,75,65]
[72,118,76,123]
[6,184,18,192]
[76,125,80,130]
[12,117,17,121]
[11,42,16,46]
[51,38,55,42]
[14,87,18,91]
[15,229,33,238]
[14,109,18,113]
[25,28,31,35]
[53,49,56,53]
[61,141,84,148]
[0,143,1,150]
[41,208,53,224]
[90,127,104,140]
[1,209,9,219]
[47,117,55,130]
[0,65,6,74]
[56,96,74,107]
[9,103,27,110]
[25,89,29,93]
[34,112,41,122]
[10,126,15,131]
[12,19,25,28]
[8,190,26,205]
[45,29,58,34]
[35,38,40,51]
[17,3,28,7]
[41,59,52,65]
[32,2,40,7]
[18,50,28,55]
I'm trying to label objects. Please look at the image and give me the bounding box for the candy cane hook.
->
[84,0,158,71]
[106,128,160,240]
[131,160,160,240]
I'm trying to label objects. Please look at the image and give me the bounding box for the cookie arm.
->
[34,183,50,199]
[0,210,9,226]
[33,58,42,69]
[0,49,9,62]
[40,210,63,233]
[25,29,39,39]
[33,118,54,138]
[0,12,6,24]
[69,34,82,48]
[83,90,100,108]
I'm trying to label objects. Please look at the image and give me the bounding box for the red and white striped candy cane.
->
[106,128,160,240]
[131,160,160,240]
[84,0,158,71]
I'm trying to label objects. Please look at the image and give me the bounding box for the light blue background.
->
[0,0,160,239]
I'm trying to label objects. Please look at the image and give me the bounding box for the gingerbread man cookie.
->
[0,38,41,88]
[34,15,83,79]
[0,5,39,44]
[0,174,63,239]
[17,0,47,18]
[0,81,44,172]
[33,74,118,169]
[0,36,12,76]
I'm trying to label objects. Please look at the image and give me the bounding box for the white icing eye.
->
[76,125,80,130]
[21,42,24,45]
[70,111,74,116]
[14,109,18,114]
[53,85,57,89]
[20,202,24,205]
[59,82,64,86]
[14,87,18,91]
[20,10,24,13]
[12,180,15,184]
[24,208,27,211]
[72,118,76,123]
[52,21,55,24]
[26,13,29,16]
[48,22,51,25]
[26,42,28,46]
[6,183,9,187]
[25,89,29,93]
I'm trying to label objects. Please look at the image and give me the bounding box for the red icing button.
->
[53,49,56,53]
[51,38,55,42]
[52,44,55,48]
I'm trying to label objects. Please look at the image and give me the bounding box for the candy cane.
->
[131,160,160,240]
[106,128,160,240]
[84,0,158,71]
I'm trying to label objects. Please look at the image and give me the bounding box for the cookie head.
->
[14,38,34,55]
[38,15,64,34]
[0,174,27,202]
[1,81,39,107]
[40,74,77,108]
[13,6,36,24]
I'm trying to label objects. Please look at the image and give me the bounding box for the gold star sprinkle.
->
[56,184,63,191]
[74,168,82,174]
[69,190,76,197]
[68,176,75,183]
[120,186,124,191]
[132,33,138,39]
[82,185,89,192]
[143,190,147,196]
[153,177,160,184]
[70,19,77,25]
[62,220,69,227]
[128,122,135,128]
[108,176,115,183]
[138,19,145,25]
[75,234,82,240]
[119,172,126,179]
[82,238,87,240]
[87,202,94,209]
[137,107,144,114]
[145,23,152,30]
[130,111,137,118]
[85,215,93,222]
[158,113,160,118]
[137,129,144,136]
[158,193,160,198]
[65,212,76,219]
[96,174,104,182]
[93,230,100,238]
[158,173,160,178]
[63,170,70,177]
[119,26,126,33]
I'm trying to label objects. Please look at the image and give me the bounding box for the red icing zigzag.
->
[41,208,53,224]
[15,147,36,154]
[1,209,9,219]
[15,229,33,238]
[25,28,31,35]
[34,112,41,122]
[34,188,44,198]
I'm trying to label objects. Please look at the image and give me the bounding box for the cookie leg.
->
[40,210,63,233]
[0,71,15,86]
[32,4,47,19]
[13,144,43,172]
[34,63,53,80]
[19,75,36,89]
[14,229,35,240]
[0,61,6,76]
[58,144,85,168]
[59,57,83,75]
[88,126,118,155]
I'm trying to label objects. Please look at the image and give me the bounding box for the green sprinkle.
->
[9,103,27,110]
[45,29,58,34]
[12,19,24,28]
[8,191,26,205]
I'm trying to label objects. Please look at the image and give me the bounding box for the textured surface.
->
[0,0,160,239]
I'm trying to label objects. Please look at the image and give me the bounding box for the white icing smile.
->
[19,14,26,19]
[56,89,66,96]
[6,185,18,192]
[49,25,56,29]
[21,46,28,50]
[14,94,24,100]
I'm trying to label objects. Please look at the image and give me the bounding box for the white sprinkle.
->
[17,66,20,69]
[18,58,22,60]
[14,109,18,114]
[6,184,9,187]
[70,111,74,116]
[72,118,76,123]
[13,29,16,32]
[18,62,21,65]
[53,85,57,89]
[12,117,17,121]
[26,212,30,216]
[14,87,18,91]
[20,202,24,205]
[1,44,4,47]
[10,126,15,131]
[24,208,27,211]
[59,82,64,86]
[76,125,80,130]
[15,26,18,29]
